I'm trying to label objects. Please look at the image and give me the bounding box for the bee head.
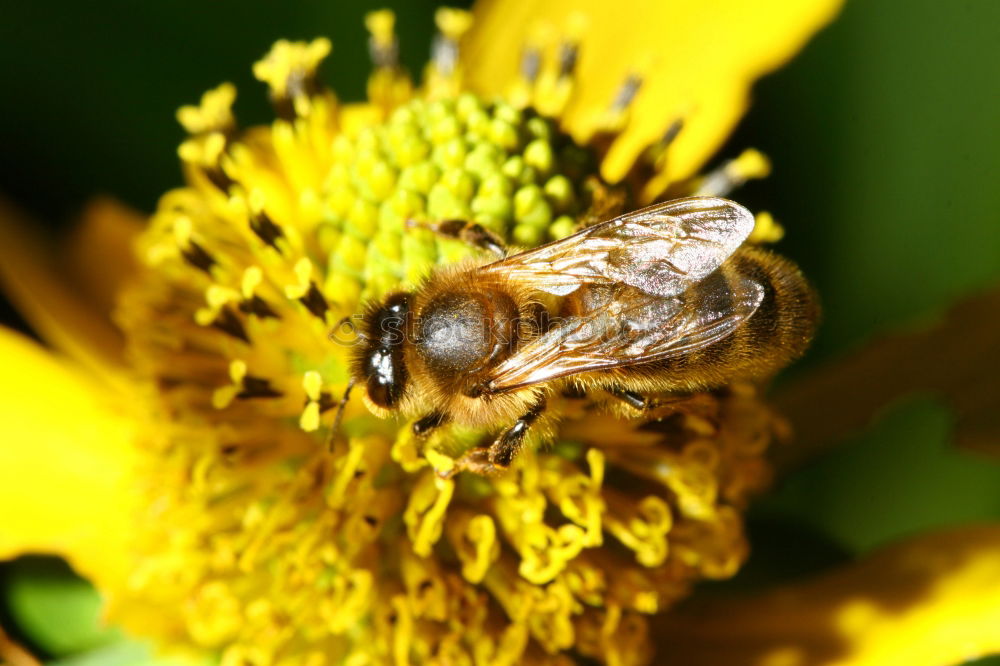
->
[353,292,412,410]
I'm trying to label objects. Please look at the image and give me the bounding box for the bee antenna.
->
[327,377,356,452]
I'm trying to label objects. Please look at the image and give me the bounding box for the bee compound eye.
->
[364,347,406,408]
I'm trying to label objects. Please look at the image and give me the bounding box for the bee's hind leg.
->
[406,218,507,257]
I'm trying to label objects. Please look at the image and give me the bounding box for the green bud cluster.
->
[320,94,598,301]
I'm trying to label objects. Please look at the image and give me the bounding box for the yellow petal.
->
[464,0,843,197]
[656,525,1000,666]
[0,327,136,590]
[0,196,134,389]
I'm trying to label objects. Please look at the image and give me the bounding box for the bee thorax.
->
[416,290,518,379]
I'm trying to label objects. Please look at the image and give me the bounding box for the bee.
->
[344,196,817,473]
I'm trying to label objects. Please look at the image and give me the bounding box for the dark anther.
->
[239,295,280,319]
[316,391,337,413]
[363,515,378,527]
[299,283,330,320]
[204,166,236,194]
[212,307,250,343]
[520,47,541,82]
[661,118,684,147]
[237,375,283,399]
[181,240,217,274]
[558,42,579,78]
[250,211,284,249]
[612,74,643,113]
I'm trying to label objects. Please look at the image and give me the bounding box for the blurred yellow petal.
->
[464,0,842,199]
[0,327,136,589]
[656,525,1000,666]
[0,197,132,389]
[64,197,144,325]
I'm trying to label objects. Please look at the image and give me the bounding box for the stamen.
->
[695,148,771,197]
[660,117,684,148]
[237,375,283,399]
[212,307,250,343]
[610,74,643,115]
[425,8,472,99]
[520,47,542,84]
[249,210,284,250]
[300,283,330,320]
[532,16,585,117]
[180,239,217,274]
[558,41,579,79]
[238,295,279,320]
[176,83,237,136]
[365,9,399,70]
[238,266,280,319]
[253,38,333,119]
[364,10,413,111]
[747,211,785,244]
[300,370,324,431]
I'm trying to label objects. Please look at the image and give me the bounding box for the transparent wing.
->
[479,196,754,298]
[481,268,764,393]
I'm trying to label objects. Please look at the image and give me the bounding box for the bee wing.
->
[479,196,755,298]
[481,268,765,393]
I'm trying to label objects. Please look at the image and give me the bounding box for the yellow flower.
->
[5,2,997,666]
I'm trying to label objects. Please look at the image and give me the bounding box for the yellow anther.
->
[748,211,786,244]
[248,188,267,215]
[435,8,473,41]
[206,285,237,310]
[695,148,772,197]
[212,359,249,409]
[424,448,456,476]
[253,38,332,117]
[284,257,314,299]
[241,266,263,299]
[176,82,237,135]
[229,359,248,384]
[729,148,772,181]
[405,472,455,557]
[172,216,193,244]
[365,9,396,49]
[300,402,321,432]
[302,370,323,402]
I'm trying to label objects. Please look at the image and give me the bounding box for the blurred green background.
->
[1,0,998,662]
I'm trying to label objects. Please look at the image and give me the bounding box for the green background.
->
[1,0,998,662]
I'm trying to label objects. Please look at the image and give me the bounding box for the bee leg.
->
[413,411,449,436]
[407,218,507,257]
[488,397,547,468]
[608,386,648,410]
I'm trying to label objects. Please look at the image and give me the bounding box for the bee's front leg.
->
[412,411,449,435]
[406,218,507,257]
